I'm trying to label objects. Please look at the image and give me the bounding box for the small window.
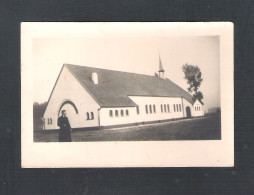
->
[179,104,181,112]
[161,104,163,113]
[145,105,148,114]
[164,104,167,113]
[167,104,170,112]
[153,104,156,113]
[176,104,179,112]
[86,112,90,120]
[173,104,175,112]
[121,110,124,117]
[91,112,94,120]
[50,118,52,124]
[48,118,50,125]
[115,110,119,117]
[109,110,113,117]
[149,105,152,113]
[136,106,139,114]
[126,109,129,116]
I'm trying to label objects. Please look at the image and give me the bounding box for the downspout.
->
[98,107,101,127]
[181,97,185,118]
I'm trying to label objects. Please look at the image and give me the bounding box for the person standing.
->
[57,110,72,142]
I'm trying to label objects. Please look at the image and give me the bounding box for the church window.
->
[86,112,90,120]
[167,104,170,112]
[161,104,163,112]
[91,112,94,120]
[179,104,181,112]
[126,109,129,116]
[145,105,148,114]
[153,104,156,113]
[149,105,152,113]
[50,118,52,124]
[136,106,140,114]
[115,110,119,117]
[176,104,179,112]
[173,104,175,112]
[121,110,124,117]
[164,104,167,112]
[109,110,113,117]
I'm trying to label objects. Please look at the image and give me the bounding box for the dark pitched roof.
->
[65,64,193,107]
[194,99,204,105]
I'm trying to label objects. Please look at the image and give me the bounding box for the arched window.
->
[126,109,129,116]
[167,104,170,112]
[115,110,119,117]
[174,104,175,112]
[149,105,152,113]
[121,110,124,117]
[91,112,94,120]
[136,106,139,114]
[161,104,163,112]
[179,104,181,112]
[109,110,113,117]
[50,118,52,124]
[145,105,148,114]
[176,104,179,112]
[86,112,90,120]
[164,104,167,112]
[48,118,50,124]
[153,104,156,113]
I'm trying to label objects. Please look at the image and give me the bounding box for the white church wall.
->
[192,100,204,117]
[99,96,188,127]
[99,107,137,126]
[43,66,100,130]
[128,96,185,122]
[182,98,194,117]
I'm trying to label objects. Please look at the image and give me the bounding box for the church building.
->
[43,57,204,130]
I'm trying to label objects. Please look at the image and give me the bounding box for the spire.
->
[158,54,165,79]
[158,54,164,72]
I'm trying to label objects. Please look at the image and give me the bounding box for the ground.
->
[34,115,221,142]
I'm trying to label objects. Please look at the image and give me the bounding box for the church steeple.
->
[158,54,165,79]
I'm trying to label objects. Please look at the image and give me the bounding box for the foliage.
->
[33,102,47,131]
[33,102,47,118]
[182,63,204,102]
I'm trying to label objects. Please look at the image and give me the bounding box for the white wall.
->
[99,107,137,126]
[182,98,194,117]
[192,100,205,117]
[99,96,190,126]
[43,66,100,130]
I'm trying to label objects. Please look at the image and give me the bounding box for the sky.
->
[33,24,220,112]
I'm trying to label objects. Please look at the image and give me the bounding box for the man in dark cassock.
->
[57,110,72,142]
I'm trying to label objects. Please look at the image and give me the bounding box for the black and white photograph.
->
[21,22,233,167]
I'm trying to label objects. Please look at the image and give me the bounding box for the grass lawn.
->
[34,116,221,142]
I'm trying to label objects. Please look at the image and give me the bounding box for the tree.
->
[182,63,203,102]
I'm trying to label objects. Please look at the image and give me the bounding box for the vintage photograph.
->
[21,22,233,167]
[32,27,221,142]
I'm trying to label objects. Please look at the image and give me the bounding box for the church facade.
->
[43,59,204,130]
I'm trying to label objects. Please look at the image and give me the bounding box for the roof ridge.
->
[64,63,160,78]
